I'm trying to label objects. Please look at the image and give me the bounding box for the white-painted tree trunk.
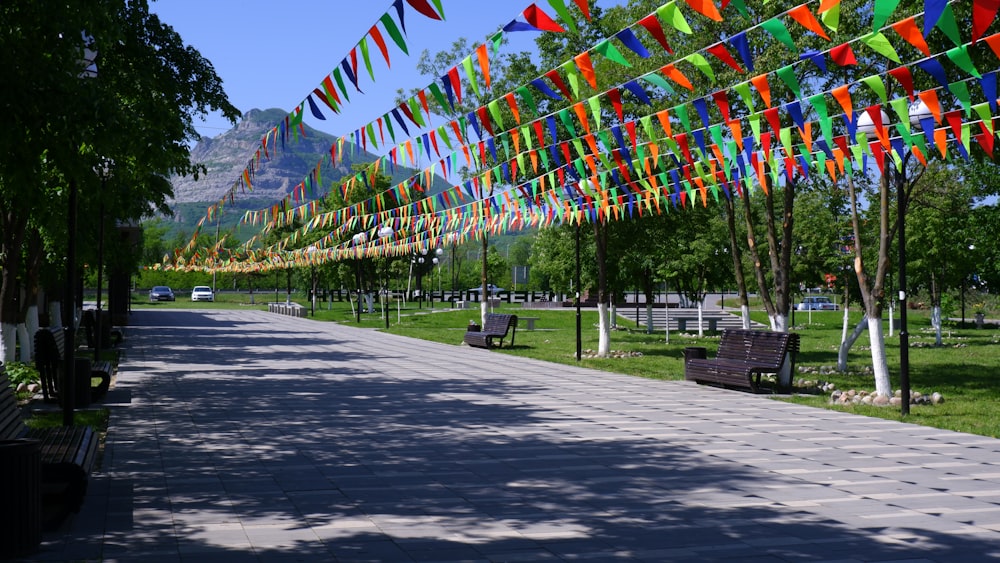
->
[49,301,63,327]
[838,316,868,372]
[867,315,892,397]
[17,323,30,362]
[932,305,943,346]
[1,323,16,364]
[645,304,654,334]
[741,304,751,329]
[841,305,850,348]
[480,301,488,326]
[773,314,789,333]
[610,302,617,329]
[597,302,610,357]
[664,304,670,344]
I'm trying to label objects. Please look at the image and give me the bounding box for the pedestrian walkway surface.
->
[33,309,1000,562]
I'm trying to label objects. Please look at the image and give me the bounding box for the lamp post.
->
[93,158,112,361]
[353,232,367,323]
[378,226,393,328]
[857,100,930,416]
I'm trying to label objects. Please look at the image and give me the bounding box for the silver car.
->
[797,296,838,311]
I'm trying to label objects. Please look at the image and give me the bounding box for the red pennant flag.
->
[830,43,858,66]
[973,0,1000,43]
[637,14,672,53]
[706,43,743,73]
[713,91,730,121]
[573,0,591,20]
[447,66,462,104]
[406,0,443,20]
[369,26,391,67]
[977,121,995,157]
[607,88,624,121]
[887,67,915,102]
[523,4,565,32]
[545,69,573,100]
[945,110,964,143]
[684,0,722,21]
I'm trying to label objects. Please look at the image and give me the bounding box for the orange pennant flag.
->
[831,85,853,121]
[476,43,491,88]
[917,89,942,124]
[788,5,830,40]
[890,17,930,56]
[684,0,722,21]
[661,64,694,90]
[750,74,771,108]
[574,51,597,90]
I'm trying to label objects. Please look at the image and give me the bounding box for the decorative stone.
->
[889,397,902,406]
[931,392,944,405]
[27,383,39,393]
[873,395,890,406]
[16,382,27,393]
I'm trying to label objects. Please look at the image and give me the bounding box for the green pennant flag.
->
[973,102,994,134]
[949,81,972,114]
[428,82,449,112]
[820,3,840,31]
[490,32,503,56]
[517,86,537,114]
[893,117,913,147]
[437,125,452,149]
[641,115,656,142]
[539,145,550,170]
[594,39,632,67]
[430,0,445,20]
[516,152,526,174]
[383,112,395,141]
[674,104,691,132]
[889,97,912,133]
[729,0,749,18]
[860,32,901,63]
[734,81,754,113]
[461,55,480,98]
[359,37,375,81]
[546,0,577,32]
[408,97,425,127]
[815,145,827,176]
[776,65,802,99]
[861,75,887,105]
[587,96,602,130]
[872,0,901,31]
[563,61,581,100]
[640,73,676,96]
[936,3,962,47]
[658,2,692,35]
[332,67,350,102]
[946,45,981,78]
[379,13,408,55]
[779,127,793,159]
[726,140,739,178]
[709,123,725,153]
[558,108,578,137]
[500,134,511,160]
[748,112,762,143]
[760,18,796,50]
[808,93,834,145]
[572,138,586,160]
[522,125,533,149]
[573,156,587,179]
[685,53,715,83]
[488,100,505,130]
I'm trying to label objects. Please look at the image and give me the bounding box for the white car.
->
[797,296,837,311]
[468,284,504,295]
[191,286,214,302]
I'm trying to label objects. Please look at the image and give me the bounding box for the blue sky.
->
[151,0,586,140]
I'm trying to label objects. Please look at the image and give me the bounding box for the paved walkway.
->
[32,309,1000,562]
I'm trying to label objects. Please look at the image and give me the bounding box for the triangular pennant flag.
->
[546,0,577,32]
[684,0,723,21]
[574,51,597,89]
[872,0,901,31]
[615,28,650,58]
[379,12,409,55]
[830,43,857,66]
[890,16,929,56]
[475,43,491,88]
[946,45,982,78]
[750,74,771,108]
[760,18,796,50]
[776,65,802,99]
[658,2,692,34]
[860,31,901,63]
[861,75,887,104]
[923,0,947,38]
[788,4,830,40]
[934,3,961,47]
[406,0,443,20]
[523,4,565,32]
[973,0,1000,43]
[887,67,915,101]
[594,39,632,67]
[637,13,672,53]
[706,43,744,73]
[730,31,754,72]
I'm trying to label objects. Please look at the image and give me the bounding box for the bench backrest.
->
[715,329,799,369]
[484,313,517,334]
[34,327,67,401]
[0,370,27,441]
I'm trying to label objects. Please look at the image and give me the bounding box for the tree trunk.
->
[645,304,653,334]
[723,195,752,330]
[0,209,28,362]
[597,302,610,357]
[838,316,867,372]
[594,222,610,358]
[480,234,489,325]
[846,172,892,396]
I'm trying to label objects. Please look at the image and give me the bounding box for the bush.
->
[5,361,39,386]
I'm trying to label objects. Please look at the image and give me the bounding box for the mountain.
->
[171,108,375,204]
[166,108,447,235]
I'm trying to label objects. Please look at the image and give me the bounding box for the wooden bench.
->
[684,329,800,393]
[463,313,518,349]
[1,370,99,524]
[35,328,111,405]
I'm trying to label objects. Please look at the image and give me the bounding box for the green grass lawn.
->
[128,293,1000,438]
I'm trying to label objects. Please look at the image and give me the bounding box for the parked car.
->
[797,296,838,311]
[191,286,214,302]
[468,284,505,294]
[149,286,175,302]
